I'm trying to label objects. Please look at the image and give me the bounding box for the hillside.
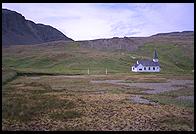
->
[2,9,194,76]
[77,37,150,51]
[2,34,194,77]
[2,9,73,46]
[77,31,194,52]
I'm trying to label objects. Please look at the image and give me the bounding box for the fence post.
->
[106,68,107,75]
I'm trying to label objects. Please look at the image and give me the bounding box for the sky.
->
[2,3,194,41]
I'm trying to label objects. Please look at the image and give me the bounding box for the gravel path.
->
[91,79,194,94]
[29,76,194,105]
[91,79,194,105]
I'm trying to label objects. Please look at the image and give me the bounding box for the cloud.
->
[2,3,194,40]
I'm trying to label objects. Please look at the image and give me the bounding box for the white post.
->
[88,68,89,75]
[106,68,107,75]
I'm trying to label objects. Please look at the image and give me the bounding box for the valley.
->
[2,74,194,130]
[2,7,194,131]
[2,39,194,131]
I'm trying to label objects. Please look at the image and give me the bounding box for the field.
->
[2,40,194,76]
[2,74,194,130]
[2,41,194,131]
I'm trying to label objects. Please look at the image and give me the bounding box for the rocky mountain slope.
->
[2,9,73,46]
[2,9,194,56]
[77,31,194,51]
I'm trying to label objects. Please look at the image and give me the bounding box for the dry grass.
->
[2,74,194,131]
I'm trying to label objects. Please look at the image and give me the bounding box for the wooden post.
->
[88,68,89,75]
[106,68,107,75]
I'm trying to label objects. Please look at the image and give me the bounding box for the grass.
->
[158,115,194,131]
[2,74,194,130]
[2,40,194,130]
[2,41,194,75]
[2,68,18,85]
[143,95,194,108]
[132,43,194,74]
[159,86,194,97]
[2,81,75,122]
[2,94,74,122]
[144,86,194,108]
[142,84,194,108]
[109,88,125,94]
[49,110,82,120]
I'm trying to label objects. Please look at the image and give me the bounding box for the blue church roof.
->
[133,59,160,67]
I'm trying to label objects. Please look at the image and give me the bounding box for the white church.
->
[131,49,160,72]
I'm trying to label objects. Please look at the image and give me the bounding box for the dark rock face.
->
[2,9,73,46]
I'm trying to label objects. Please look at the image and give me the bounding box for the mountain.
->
[2,8,193,50]
[77,37,149,51]
[77,31,194,51]
[2,9,73,46]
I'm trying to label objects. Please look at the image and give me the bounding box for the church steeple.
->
[153,49,158,62]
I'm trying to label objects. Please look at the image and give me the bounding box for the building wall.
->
[132,64,143,72]
[132,64,160,72]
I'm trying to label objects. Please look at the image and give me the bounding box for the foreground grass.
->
[143,85,194,108]
[2,68,17,85]
[2,79,80,123]
[49,110,81,120]
[2,74,194,131]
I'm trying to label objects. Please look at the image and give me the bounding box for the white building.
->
[131,49,160,72]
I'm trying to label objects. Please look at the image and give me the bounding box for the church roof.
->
[133,59,160,67]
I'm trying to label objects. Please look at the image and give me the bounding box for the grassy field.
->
[2,74,194,130]
[142,86,194,108]
[2,68,17,85]
[2,41,194,75]
[2,41,194,131]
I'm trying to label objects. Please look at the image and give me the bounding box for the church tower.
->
[153,49,158,62]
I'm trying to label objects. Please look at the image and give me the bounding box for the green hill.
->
[2,39,194,77]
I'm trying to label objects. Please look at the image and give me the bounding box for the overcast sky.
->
[2,3,194,41]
